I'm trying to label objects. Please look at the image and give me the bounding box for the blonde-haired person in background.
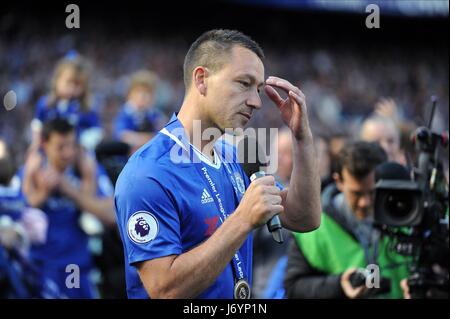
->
[30,53,102,151]
[113,70,167,154]
[28,53,102,203]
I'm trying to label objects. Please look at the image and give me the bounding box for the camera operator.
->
[374,108,449,299]
[284,141,410,298]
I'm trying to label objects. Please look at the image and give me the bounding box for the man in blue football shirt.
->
[114,29,322,299]
[22,119,115,298]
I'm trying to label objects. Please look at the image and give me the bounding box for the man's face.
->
[43,132,77,171]
[203,46,265,131]
[277,132,293,183]
[315,137,330,179]
[56,67,84,100]
[361,121,400,162]
[335,168,376,220]
[129,85,155,111]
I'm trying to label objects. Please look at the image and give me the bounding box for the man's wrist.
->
[230,208,253,234]
[294,130,314,145]
[293,134,315,155]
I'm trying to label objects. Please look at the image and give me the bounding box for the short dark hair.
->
[336,141,387,179]
[41,118,75,142]
[183,29,264,90]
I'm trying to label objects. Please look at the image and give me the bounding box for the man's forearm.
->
[23,179,47,208]
[25,191,47,208]
[147,210,252,298]
[76,195,116,226]
[61,180,116,226]
[283,138,321,232]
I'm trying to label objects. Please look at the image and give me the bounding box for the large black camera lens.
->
[384,190,416,220]
[375,180,422,226]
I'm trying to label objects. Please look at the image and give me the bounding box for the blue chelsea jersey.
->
[33,95,100,135]
[114,113,253,299]
[28,160,113,269]
[28,165,89,268]
[113,103,166,140]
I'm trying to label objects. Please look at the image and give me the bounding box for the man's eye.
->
[239,81,250,88]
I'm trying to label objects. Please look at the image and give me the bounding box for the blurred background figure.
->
[22,119,115,298]
[252,128,293,299]
[30,54,103,153]
[1,138,48,252]
[284,141,410,299]
[313,134,333,190]
[0,138,53,298]
[360,115,404,164]
[274,127,293,187]
[113,70,166,153]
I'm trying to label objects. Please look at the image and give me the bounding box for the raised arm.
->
[265,76,321,232]
[22,151,60,208]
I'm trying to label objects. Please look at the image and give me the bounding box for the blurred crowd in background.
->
[1,24,449,159]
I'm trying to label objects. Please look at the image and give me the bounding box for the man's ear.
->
[333,172,344,192]
[193,66,208,96]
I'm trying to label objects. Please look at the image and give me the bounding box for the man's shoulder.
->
[115,132,185,189]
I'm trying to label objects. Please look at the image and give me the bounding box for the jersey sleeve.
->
[114,172,182,266]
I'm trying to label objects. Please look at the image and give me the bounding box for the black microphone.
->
[249,171,284,243]
[238,136,284,244]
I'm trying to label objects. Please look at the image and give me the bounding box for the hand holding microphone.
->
[238,135,284,243]
[250,171,284,243]
[235,171,284,244]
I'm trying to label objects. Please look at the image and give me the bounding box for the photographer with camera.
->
[284,141,410,298]
[374,99,449,299]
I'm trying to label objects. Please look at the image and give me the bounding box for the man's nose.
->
[247,90,262,109]
[358,195,372,208]
[62,147,73,160]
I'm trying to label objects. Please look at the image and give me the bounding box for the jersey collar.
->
[160,113,221,169]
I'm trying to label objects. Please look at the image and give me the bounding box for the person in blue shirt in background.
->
[0,139,48,252]
[113,70,167,154]
[30,54,103,153]
[28,54,103,238]
[0,139,54,298]
[114,29,322,299]
[22,119,115,298]
[252,128,293,299]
